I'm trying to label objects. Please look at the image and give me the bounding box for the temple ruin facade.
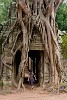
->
[1,0,63,88]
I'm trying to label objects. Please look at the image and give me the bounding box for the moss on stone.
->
[61,34,67,58]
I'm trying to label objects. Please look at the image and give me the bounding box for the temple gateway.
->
[1,0,63,89]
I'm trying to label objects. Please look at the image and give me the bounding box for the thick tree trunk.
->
[16,0,63,87]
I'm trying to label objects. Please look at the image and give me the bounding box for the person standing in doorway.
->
[29,69,34,89]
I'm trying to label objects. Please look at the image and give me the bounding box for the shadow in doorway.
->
[14,50,21,82]
[28,50,41,85]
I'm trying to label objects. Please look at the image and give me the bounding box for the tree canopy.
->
[0,0,12,24]
[56,2,67,32]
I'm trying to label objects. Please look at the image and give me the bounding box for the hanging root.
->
[17,77,25,90]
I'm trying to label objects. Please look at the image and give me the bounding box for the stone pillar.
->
[43,52,50,86]
[40,51,44,86]
[29,57,32,70]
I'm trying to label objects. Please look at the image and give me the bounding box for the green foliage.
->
[61,35,67,58]
[0,80,3,87]
[56,2,67,32]
[0,0,12,24]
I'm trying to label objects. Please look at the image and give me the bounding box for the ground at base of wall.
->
[0,86,67,100]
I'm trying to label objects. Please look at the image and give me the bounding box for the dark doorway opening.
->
[14,50,21,82]
[28,50,41,84]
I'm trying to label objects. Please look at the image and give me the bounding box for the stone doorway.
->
[28,50,44,85]
[14,50,21,82]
